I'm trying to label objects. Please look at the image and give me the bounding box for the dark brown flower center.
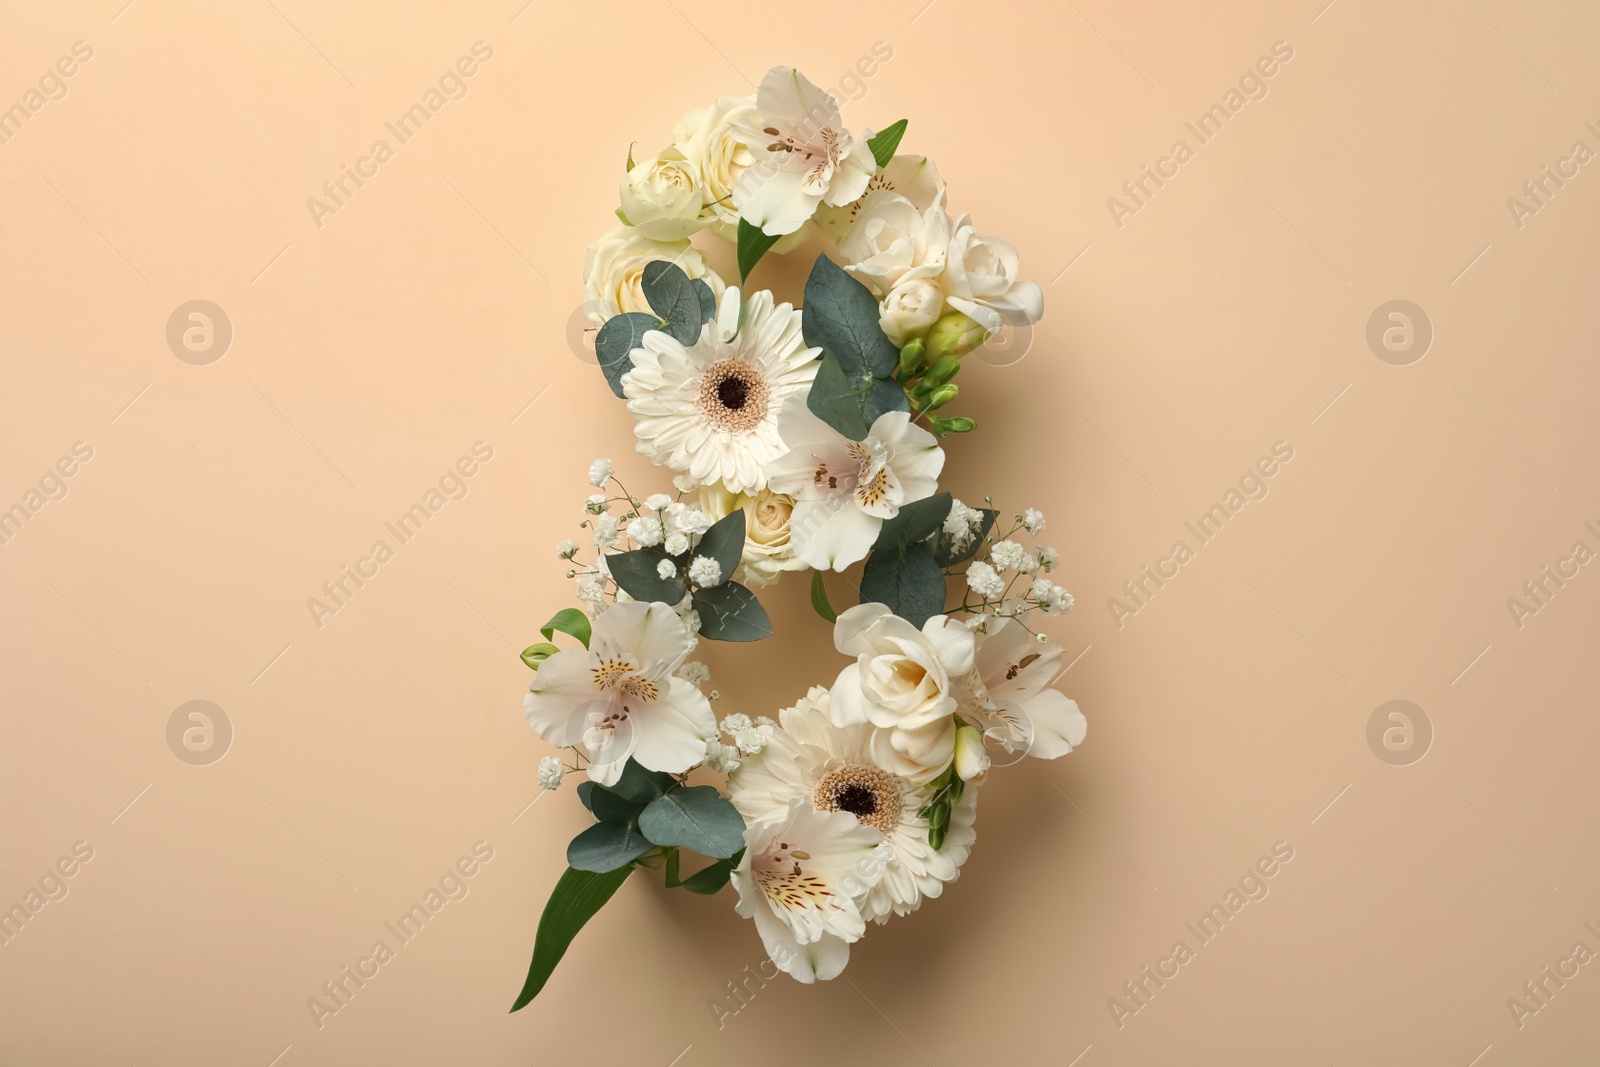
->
[717,375,751,410]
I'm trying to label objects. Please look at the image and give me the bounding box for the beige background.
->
[2,0,1598,1063]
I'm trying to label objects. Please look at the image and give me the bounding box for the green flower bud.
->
[919,354,962,390]
[634,847,669,869]
[924,311,987,362]
[924,384,959,411]
[928,823,947,851]
[898,339,927,378]
[931,416,977,435]
[520,642,561,669]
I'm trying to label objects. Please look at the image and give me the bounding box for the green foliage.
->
[860,542,946,628]
[520,642,559,669]
[642,261,704,346]
[639,786,747,859]
[693,580,773,642]
[871,492,952,553]
[801,255,908,439]
[606,548,685,604]
[510,866,632,1011]
[866,120,908,170]
[607,759,676,804]
[540,608,592,648]
[694,510,746,587]
[737,218,781,282]
[567,819,654,873]
[810,570,837,624]
[594,312,659,398]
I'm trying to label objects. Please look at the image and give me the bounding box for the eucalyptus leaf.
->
[866,120,908,170]
[860,541,947,628]
[694,510,746,586]
[567,819,654,873]
[737,218,782,282]
[605,548,685,603]
[583,784,643,823]
[690,278,716,325]
[638,786,746,859]
[693,580,773,642]
[806,348,909,441]
[642,261,702,345]
[539,608,592,648]
[801,255,907,439]
[608,759,676,804]
[935,508,999,567]
[510,865,632,1011]
[872,492,952,552]
[594,312,659,398]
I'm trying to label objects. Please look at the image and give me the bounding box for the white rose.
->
[583,226,726,323]
[619,148,706,241]
[942,215,1044,331]
[698,483,804,587]
[827,603,976,782]
[878,278,944,346]
[672,96,758,238]
[841,188,950,298]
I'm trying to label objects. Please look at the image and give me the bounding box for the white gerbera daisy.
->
[730,687,978,925]
[622,287,819,495]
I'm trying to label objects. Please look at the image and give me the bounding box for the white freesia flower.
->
[827,603,977,782]
[583,226,726,323]
[698,482,805,587]
[942,215,1044,331]
[954,618,1087,759]
[619,148,706,241]
[766,405,944,572]
[730,687,977,923]
[878,277,945,347]
[840,187,950,298]
[816,155,942,243]
[623,287,820,495]
[523,601,716,786]
[730,798,886,983]
[731,67,876,236]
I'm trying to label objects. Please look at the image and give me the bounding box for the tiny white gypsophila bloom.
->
[556,539,578,559]
[645,493,673,512]
[964,612,991,632]
[1046,587,1075,615]
[1030,578,1054,601]
[678,661,711,687]
[681,608,701,636]
[1037,546,1059,572]
[721,712,752,735]
[753,716,776,729]
[688,555,723,587]
[679,509,713,536]
[1022,508,1046,535]
[537,756,565,791]
[586,494,608,515]
[990,539,1028,573]
[656,559,677,580]
[943,499,983,547]
[627,516,664,547]
[672,473,699,494]
[734,725,769,755]
[966,560,1006,599]
[588,458,614,487]
[592,514,620,549]
[665,532,690,556]
[1015,552,1039,574]
[704,739,741,774]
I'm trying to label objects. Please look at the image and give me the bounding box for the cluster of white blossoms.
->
[514,63,1084,1008]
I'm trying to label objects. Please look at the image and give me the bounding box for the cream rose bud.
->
[698,483,804,587]
[942,216,1044,331]
[583,226,725,323]
[953,724,990,781]
[619,148,707,241]
[879,279,944,346]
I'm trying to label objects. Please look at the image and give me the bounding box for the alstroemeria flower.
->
[732,67,877,236]
[523,601,715,786]
[955,618,1087,759]
[765,404,945,572]
[731,798,885,983]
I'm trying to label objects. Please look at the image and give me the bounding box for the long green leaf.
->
[510,866,632,1011]
[737,218,781,282]
[866,120,908,170]
[810,570,837,624]
[680,848,745,895]
[540,608,591,648]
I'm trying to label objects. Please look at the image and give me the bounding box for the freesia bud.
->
[930,415,977,435]
[925,384,959,411]
[954,724,991,781]
[919,354,962,390]
[898,339,927,378]
[924,311,987,362]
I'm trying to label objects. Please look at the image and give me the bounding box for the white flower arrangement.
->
[510,65,1081,1011]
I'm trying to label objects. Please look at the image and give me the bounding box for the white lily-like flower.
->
[955,617,1087,759]
[731,67,877,236]
[765,404,944,572]
[731,798,886,983]
[522,601,716,786]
